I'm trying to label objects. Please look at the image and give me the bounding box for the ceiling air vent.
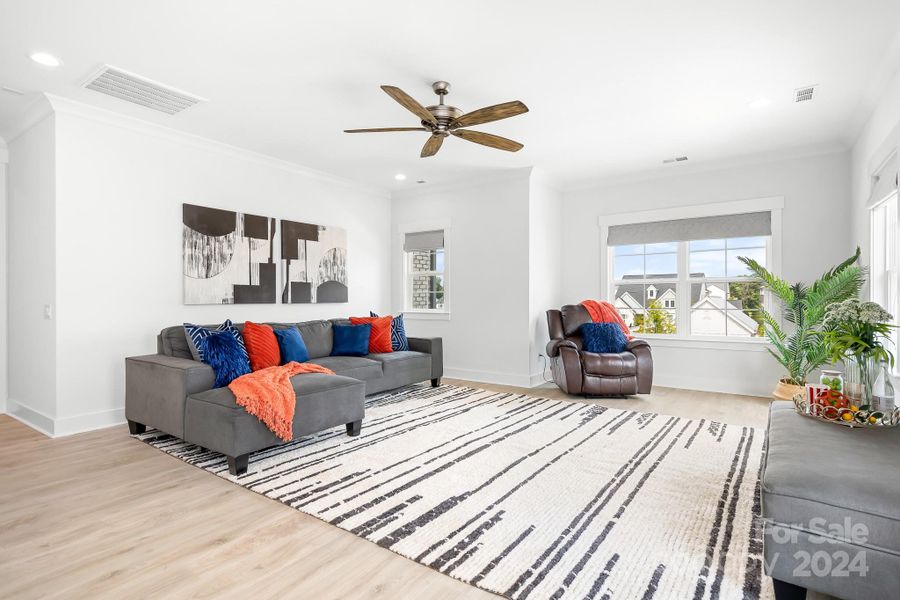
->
[794,85,818,103]
[81,65,206,115]
[663,156,688,164]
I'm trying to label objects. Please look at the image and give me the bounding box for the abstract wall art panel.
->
[183,203,276,304]
[281,219,348,303]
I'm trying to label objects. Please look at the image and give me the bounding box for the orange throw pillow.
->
[242,321,281,371]
[349,316,393,354]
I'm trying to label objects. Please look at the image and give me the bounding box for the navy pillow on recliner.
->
[331,323,371,357]
[580,322,628,354]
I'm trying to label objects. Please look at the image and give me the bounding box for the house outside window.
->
[868,152,899,375]
[604,204,780,340]
[403,229,447,313]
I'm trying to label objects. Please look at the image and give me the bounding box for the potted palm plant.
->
[738,248,865,399]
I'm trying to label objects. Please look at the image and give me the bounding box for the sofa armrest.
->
[408,337,443,380]
[125,354,215,438]
[546,339,578,358]
[626,339,653,394]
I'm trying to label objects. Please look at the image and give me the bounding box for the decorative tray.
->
[793,390,900,428]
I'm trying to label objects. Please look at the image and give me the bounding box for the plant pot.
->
[773,379,804,400]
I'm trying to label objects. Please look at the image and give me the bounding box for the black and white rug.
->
[138,384,771,599]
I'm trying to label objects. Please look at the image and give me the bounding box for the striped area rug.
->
[139,384,771,600]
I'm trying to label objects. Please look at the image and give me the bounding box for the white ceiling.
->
[2,0,899,191]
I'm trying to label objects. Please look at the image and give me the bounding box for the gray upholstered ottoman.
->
[762,401,900,600]
[184,373,365,476]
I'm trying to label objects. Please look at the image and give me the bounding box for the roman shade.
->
[404,230,444,252]
[867,150,899,208]
[607,211,772,246]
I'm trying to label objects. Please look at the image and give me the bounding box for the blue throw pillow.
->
[273,327,310,364]
[332,323,371,357]
[184,319,248,363]
[200,331,251,387]
[580,322,628,354]
[370,311,409,351]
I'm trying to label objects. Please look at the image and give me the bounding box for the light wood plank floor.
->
[1,382,778,599]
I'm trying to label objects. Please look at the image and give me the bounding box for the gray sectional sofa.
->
[125,319,443,475]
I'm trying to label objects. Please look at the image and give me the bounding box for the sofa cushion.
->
[306,356,383,381]
[368,351,431,377]
[190,372,362,408]
[581,351,637,377]
[158,326,194,359]
[296,320,333,358]
[763,402,900,556]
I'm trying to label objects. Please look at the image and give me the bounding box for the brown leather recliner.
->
[546,305,653,396]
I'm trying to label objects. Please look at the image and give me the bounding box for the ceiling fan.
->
[344,81,528,158]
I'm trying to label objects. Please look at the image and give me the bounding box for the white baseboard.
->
[443,367,534,389]
[54,408,126,437]
[5,398,125,438]
[653,373,771,398]
[6,399,56,437]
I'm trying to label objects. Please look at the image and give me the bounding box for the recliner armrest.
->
[546,339,578,357]
[407,337,443,380]
[626,339,651,351]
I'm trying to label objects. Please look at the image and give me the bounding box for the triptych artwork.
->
[182,203,348,305]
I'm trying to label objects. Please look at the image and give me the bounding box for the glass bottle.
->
[872,360,896,413]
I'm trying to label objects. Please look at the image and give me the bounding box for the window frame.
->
[869,190,899,377]
[398,221,451,320]
[599,197,783,348]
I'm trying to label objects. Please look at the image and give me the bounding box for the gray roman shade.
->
[867,150,899,208]
[607,211,771,246]
[404,230,444,252]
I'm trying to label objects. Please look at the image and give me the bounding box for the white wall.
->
[562,151,853,396]
[8,96,391,436]
[7,111,57,432]
[849,64,900,278]
[0,136,8,414]
[391,171,534,386]
[528,170,562,385]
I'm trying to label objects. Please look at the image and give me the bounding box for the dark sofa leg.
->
[346,420,362,437]
[227,454,249,476]
[431,378,441,387]
[127,420,146,435]
[772,579,806,600]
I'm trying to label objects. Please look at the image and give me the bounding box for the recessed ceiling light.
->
[394,173,407,181]
[749,97,771,110]
[29,52,62,67]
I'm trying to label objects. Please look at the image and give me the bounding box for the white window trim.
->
[398,219,451,320]
[598,197,784,348]
[869,190,899,377]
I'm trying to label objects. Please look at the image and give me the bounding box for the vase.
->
[844,354,878,407]
[872,360,896,413]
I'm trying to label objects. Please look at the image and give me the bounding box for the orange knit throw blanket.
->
[228,362,335,442]
[580,299,633,340]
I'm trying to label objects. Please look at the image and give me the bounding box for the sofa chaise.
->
[125,319,443,475]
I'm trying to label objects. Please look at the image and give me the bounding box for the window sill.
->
[632,334,771,352]
[403,311,451,321]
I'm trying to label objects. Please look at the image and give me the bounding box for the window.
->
[606,208,776,339]
[869,156,898,374]
[403,229,447,312]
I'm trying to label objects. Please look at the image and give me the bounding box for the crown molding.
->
[41,93,389,199]
[391,166,533,200]
[561,141,848,193]
[4,95,55,144]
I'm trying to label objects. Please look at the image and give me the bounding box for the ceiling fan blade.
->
[451,129,524,152]
[451,100,528,128]
[344,127,428,133]
[420,135,444,158]
[381,85,438,126]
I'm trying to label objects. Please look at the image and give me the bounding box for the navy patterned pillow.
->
[580,322,628,354]
[370,311,409,351]
[184,319,248,363]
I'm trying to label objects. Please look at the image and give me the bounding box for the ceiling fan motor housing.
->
[424,104,462,133]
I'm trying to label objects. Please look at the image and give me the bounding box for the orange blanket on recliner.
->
[580,300,633,340]
[228,362,335,442]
